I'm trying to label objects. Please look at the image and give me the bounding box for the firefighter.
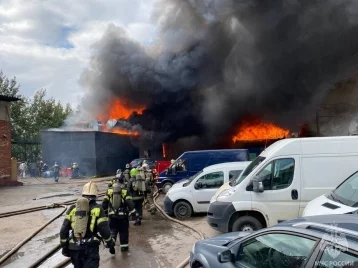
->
[127,167,147,226]
[60,181,115,268]
[142,164,157,215]
[123,164,131,186]
[130,165,138,178]
[103,176,136,252]
[53,162,60,182]
[71,162,79,179]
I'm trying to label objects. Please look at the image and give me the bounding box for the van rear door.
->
[250,156,300,225]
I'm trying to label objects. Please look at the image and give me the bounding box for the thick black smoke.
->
[80,0,358,145]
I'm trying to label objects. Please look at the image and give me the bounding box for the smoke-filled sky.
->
[80,0,358,144]
[0,0,156,103]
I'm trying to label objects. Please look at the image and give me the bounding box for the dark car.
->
[130,158,156,169]
[190,214,358,268]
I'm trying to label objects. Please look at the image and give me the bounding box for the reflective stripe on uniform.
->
[120,244,128,248]
[60,239,67,243]
[97,217,108,224]
[90,207,101,232]
[104,236,112,242]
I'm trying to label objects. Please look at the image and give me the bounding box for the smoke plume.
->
[79,0,358,145]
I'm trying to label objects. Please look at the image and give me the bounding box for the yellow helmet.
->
[82,181,98,197]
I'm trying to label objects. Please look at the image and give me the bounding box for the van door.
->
[192,170,225,212]
[188,153,210,176]
[250,156,300,225]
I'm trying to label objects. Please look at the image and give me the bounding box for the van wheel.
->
[162,182,173,194]
[232,216,263,232]
[174,201,193,219]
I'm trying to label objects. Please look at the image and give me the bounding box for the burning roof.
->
[76,0,358,147]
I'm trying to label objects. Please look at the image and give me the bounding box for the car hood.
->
[169,180,189,191]
[303,194,356,216]
[198,232,251,247]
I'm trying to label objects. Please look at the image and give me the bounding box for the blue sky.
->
[0,0,157,107]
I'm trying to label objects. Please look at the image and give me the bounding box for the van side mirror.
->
[217,250,233,263]
[194,181,203,189]
[252,176,264,193]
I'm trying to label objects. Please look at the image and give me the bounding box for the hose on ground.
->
[0,205,68,266]
[0,193,107,219]
[28,244,62,268]
[52,257,71,268]
[153,192,205,268]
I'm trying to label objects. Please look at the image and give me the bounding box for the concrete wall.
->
[0,101,12,185]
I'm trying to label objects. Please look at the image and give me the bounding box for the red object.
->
[60,168,68,177]
[155,161,171,175]
[67,168,72,177]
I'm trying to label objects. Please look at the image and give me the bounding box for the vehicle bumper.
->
[207,201,236,233]
[163,196,174,215]
[155,181,163,189]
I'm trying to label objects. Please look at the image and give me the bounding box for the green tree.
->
[0,71,73,161]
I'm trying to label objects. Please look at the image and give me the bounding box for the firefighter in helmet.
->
[123,164,131,186]
[103,175,136,252]
[142,162,157,215]
[53,162,60,182]
[60,181,115,268]
[127,166,147,225]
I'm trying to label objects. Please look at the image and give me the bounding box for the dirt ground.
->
[0,176,220,268]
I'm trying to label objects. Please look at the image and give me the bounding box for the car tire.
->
[162,182,173,194]
[232,216,263,232]
[173,201,193,219]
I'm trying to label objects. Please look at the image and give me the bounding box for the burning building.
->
[40,130,138,177]
[69,0,358,160]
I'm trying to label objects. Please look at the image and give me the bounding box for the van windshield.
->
[233,156,266,186]
[331,171,358,207]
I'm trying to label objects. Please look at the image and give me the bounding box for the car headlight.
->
[191,243,195,254]
[218,188,235,198]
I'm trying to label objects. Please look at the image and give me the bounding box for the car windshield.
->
[233,156,266,186]
[182,171,203,187]
[332,171,358,207]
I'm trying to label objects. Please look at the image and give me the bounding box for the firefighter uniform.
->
[127,174,147,226]
[123,164,131,186]
[142,165,156,214]
[60,181,115,268]
[102,181,135,252]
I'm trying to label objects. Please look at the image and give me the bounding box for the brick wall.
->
[0,119,11,185]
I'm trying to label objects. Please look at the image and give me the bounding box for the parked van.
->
[163,161,251,219]
[157,149,249,193]
[207,136,358,233]
[303,170,358,216]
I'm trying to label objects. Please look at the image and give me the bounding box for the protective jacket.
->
[102,187,135,218]
[127,177,149,200]
[60,200,112,250]
[130,168,138,178]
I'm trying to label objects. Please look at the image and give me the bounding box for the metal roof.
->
[0,95,20,102]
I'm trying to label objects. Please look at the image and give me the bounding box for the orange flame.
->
[97,99,145,121]
[233,120,289,142]
[97,99,145,136]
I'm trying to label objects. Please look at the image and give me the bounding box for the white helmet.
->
[126,164,130,169]
[82,181,98,197]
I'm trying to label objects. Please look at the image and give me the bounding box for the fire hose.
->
[0,187,204,268]
[153,191,205,268]
[0,205,68,266]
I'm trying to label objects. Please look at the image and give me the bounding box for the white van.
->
[207,136,358,233]
[163,161,251,219]
[303,170,358,216]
